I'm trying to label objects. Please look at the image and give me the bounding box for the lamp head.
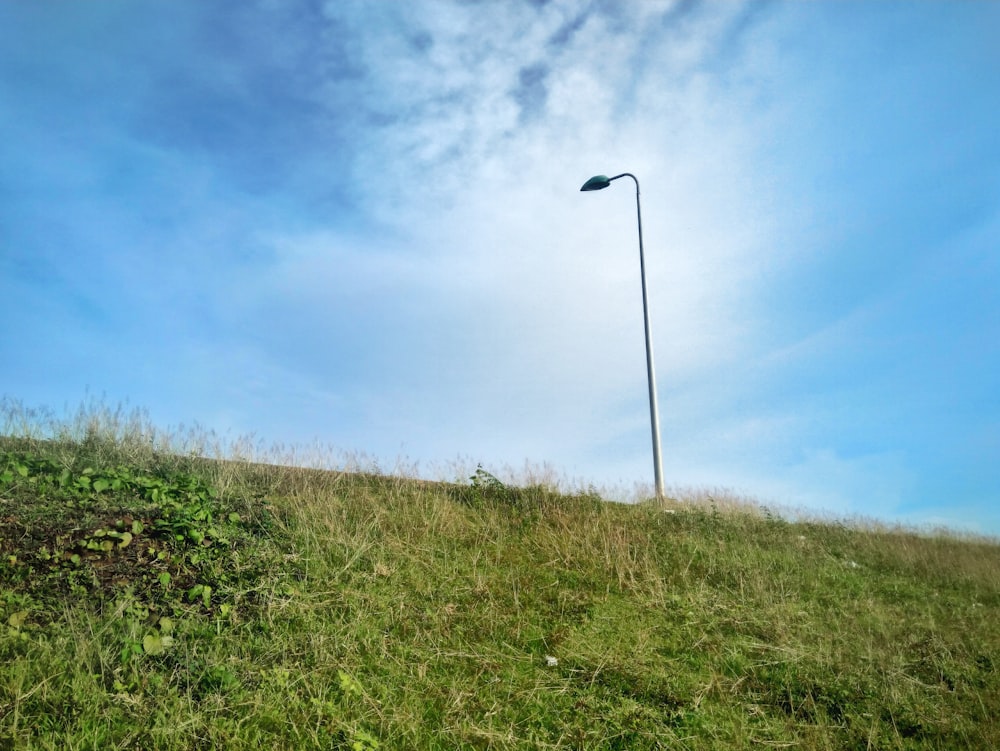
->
[580,175,612,191]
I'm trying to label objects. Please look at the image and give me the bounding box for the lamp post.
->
[580,173,665,501]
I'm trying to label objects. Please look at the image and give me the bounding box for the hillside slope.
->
[2,434,999,750]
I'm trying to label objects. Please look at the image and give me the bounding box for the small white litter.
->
[544,655,558,667]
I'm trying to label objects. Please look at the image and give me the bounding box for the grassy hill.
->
[1,406,998,750]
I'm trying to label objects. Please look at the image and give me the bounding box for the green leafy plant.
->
[458,463,525,509]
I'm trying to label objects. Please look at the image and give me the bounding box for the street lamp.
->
[580,173,665,501]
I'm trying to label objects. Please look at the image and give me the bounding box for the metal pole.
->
[610,173,665,500]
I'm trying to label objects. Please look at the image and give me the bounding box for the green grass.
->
[1,399,999,749]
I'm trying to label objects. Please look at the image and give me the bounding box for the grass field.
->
[1,400,999,749]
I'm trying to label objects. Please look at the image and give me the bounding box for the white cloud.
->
[183,0,807,489]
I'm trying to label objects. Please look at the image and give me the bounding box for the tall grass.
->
[1,398,998,750]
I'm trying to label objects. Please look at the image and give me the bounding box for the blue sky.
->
[2,1,998,534]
